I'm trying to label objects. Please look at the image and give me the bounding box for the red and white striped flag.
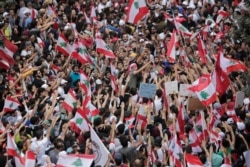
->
[185,153,203,167]
[0,35,18,65]
[62,89,77,112]
[70,108,90,134]
[56,33,72,56]
[195,111,209,141]
[218,51,248,74]
[0,59,10,70]
[125,116,135,129]
[7,133,25,167]
[3,97,20,112]
[197,35,207,64]
[169,134,183,167]
[96,38,115,58]
[110,62,119,93]
[188,129,202,153]
[57,154,95,167]
[176,102,185,134]
[90,5,97,22]
[166,30,178,63]
[126,0,149,24]
[175,22,192,37]
[25,150,36,167]
[211,53,230,95]
[51,64,61,74]
[189,74,217,106]
[216,10,230,23]
[72,41,89,65]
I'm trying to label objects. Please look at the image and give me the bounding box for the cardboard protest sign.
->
[235,91,245,108]
[179,84,196,97]
[187,97,206,111]
[164,80,178,95]
[138,83,157,98]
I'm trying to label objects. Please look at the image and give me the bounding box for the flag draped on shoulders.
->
[126,0,149,24]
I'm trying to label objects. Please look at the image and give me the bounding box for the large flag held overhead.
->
[211,52,230,95]
[62,89,77,112]
[126,0,149,24]
[189,74,217,106]
[166,30,178,63]
[96,38,115,58]
[70,108,90,134]
[216,10,230,23]
[197,35,207,64]
[90,126,110,167]
[57,154,95,167]
[3,97,21,113]
[185,153,203,167]
[175,22,192,37]
[72,42,90,65]
[218,51,248,74]
[56,33,72,56]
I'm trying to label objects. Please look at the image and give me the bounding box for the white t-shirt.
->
[30,137,49,165]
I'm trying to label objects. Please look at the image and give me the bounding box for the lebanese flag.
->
[7,133,25,167]
[216,10,230,23]
[176,102,185,134]
[189,74,216,106]
[90,5,97,22]
[166,30,178,63]
[164,13,186,23]
[188,129,202,153]
[56,33,72,56]
[169,134,183,167]
[197,35,207,64]
[211,53,230,95]
[51,63,61,74]
[72,41,89,65]
[62,89,77,112]
[126,0,149,24]
[96,38,115,58]
[25,150,36,167]
[37,37,45,48]
[210,128,219,143]
[0,59,10,70]
[195,112,209,141]
[3,97,21,112]
[215,31,224,40]
[201,25,209,40]
[185,153,203,167]
[70,108,90,134]
[57,154,95,167]
[0,37,18,65]
[90,126,110,166]
[125,116,135,129]
[175,22,192,37]
[218,51,248,74]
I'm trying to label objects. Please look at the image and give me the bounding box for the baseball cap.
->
[237,122,245,131]
[226,118,234,124]
[3,12,9,17]
[213,102,221,109]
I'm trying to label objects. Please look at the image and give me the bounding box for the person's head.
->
[119,135,128,148]
[73,65,79,73]
[116,124,125,135]
[35,129,43,140]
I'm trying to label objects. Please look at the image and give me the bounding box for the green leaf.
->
[71,158,83,167]
[76,117,83,125]
[134,1,139,9]
[200,91,209,99]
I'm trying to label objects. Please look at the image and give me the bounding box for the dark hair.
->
[119,135,128,147]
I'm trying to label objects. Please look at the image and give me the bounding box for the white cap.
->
[159,32,166,40]
[243,98,250,105]
[96,79,102,85]
[237,122,245,131]
[218,132,225,140]
[41,84,49,89]
[60,79,68,85]
[119,20,125,26]
[182,1,188,5]
[3,12,9,17]
[227,118,234,124]
[187,4,195,9]
[109,115,117,123]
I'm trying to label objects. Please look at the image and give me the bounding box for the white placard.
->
[164,80,178,95]
[235,91,245,108]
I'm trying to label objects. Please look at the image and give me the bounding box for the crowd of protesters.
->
[0,0,250,167]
